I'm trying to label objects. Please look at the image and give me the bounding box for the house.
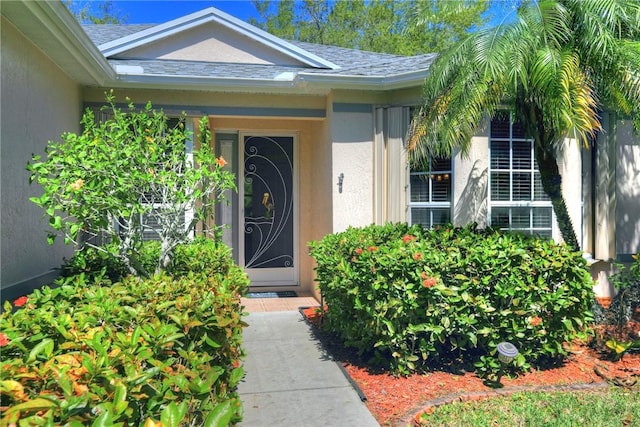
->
[2,1,638,303]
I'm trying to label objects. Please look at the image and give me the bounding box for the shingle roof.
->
[108,58,306,80]
[81,23,433,82]
[82,24,155,46]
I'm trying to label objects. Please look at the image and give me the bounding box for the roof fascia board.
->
[296,69,429,90]
[3,1,115,85]
[108,68,428,93]
[99,8,340,70]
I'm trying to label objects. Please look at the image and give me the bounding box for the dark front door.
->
[241,135,296,285]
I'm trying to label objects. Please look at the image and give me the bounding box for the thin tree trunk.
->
[535,152,580,252]
[517,97,581,252]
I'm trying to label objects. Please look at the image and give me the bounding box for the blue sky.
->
[112,1,259,23]
[90,1,517,26]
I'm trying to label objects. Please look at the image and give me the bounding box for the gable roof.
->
[5,1,434,93]
[94,8,340,70]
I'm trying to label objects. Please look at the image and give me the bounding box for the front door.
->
[240,134,297,286]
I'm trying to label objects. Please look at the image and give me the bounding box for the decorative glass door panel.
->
[242,135,296,285]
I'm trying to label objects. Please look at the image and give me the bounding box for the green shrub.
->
[591,254,640,359]
[605,254,640,325]
[309,223,594,377]
[62,238,231,283]
[61,243,129,283]
[168,238,234,278]
[0,260,249,425]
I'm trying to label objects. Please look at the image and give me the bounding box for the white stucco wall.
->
[615,120,640,256]
[453,134,490,227]
[330,104,375,232]
[557,138,584,246]
[1,18,80,296]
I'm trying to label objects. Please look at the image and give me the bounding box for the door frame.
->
[238,131,299,287]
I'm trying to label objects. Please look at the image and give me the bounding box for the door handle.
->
[262,193,274,218]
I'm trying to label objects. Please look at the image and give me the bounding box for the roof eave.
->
[2,1,115,86]
[296,69,429,90]
[106,67,429,94]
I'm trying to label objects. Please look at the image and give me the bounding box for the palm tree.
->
[408,0,640,251]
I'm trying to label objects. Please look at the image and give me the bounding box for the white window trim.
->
[488,115,554,236]
[408,159,453,228]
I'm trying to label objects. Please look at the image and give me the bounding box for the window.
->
[409,157,452,228]
[489,113,552,237]
[140,117,191,241]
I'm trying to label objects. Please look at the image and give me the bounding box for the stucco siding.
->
[83,88,326,115]
[453,135,490,227]
[1,18,80,295]
[615,120,640,257]
[331,104,375,232]
[116,23,304,66]
[558,139,584,245]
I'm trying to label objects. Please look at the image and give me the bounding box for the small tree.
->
[408,0,640,251]
[27,92,235,276]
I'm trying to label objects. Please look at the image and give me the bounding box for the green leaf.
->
[203,400,233,427]
[91,409,115,427]
[26,338,54,363]
[229,366,244,387]
[70,223,81,237]
[5,397,57,416]
[161,401,188,427]
[467,332,478,347]
[441,316,451,328]
[477,327,492,336]
[204,335,221,348]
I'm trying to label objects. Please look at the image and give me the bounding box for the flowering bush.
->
[309,223,594,376]
[27,91,236,276]
[0,241,249,425]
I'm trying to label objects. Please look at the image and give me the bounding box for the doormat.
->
[247,291,298,298]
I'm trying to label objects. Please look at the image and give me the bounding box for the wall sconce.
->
[338,173,344,193]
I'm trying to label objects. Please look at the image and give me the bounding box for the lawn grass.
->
[418,385,640,426]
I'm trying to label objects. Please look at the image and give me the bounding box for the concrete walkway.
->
[237,303,379,427]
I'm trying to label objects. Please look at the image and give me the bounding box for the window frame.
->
[488,113,553,237]
[139,117,194,242]
[408,157,453,228]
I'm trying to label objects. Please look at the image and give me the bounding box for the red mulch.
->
[300,307,640,426]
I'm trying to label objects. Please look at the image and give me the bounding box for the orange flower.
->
[0,333,9,347]
[354,248,364,255]
[232,359,241,368]
[14,296,28,307]
[402,234,416,243]
[530,316,542,327]
[368,246,378,252]
[413,252,423,261]
[422,277,437,288]
[216,156,227,167]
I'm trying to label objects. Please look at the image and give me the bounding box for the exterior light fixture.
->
[497,342,519,364]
